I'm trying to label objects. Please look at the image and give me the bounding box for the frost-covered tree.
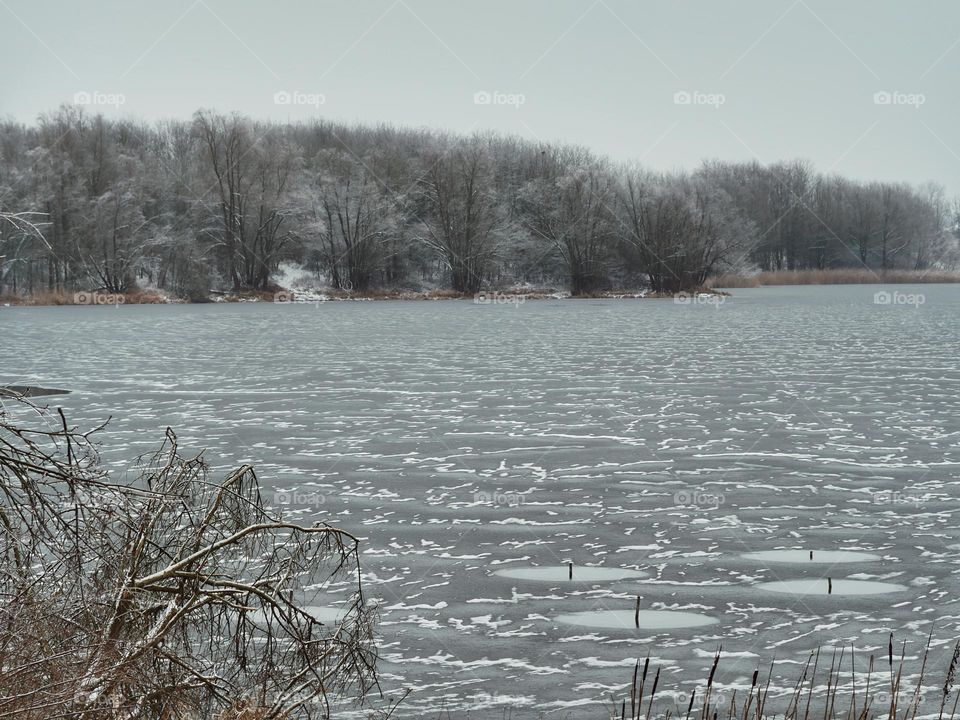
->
[194,111,297,290]
[520,149,616,295]
[0,109,956,297]
[619,169,757,293]
[417,140,500,294]
[309,149,396,292]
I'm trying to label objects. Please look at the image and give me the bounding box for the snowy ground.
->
[2,285,959,718]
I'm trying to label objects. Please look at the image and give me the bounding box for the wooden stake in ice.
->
[809,550,814,560]
[634,596,641,628]
[568,562,573,580]
[828,577,833,594]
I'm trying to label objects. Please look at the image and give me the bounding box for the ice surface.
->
[3,285,959,717]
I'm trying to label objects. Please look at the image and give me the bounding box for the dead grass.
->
[613,634,955,720]
[122,290,168,304]
[2,290,76,305]
[709,269,960,287]
[1,289,169,305]
[706,273,762,288]
[218,289,281,302]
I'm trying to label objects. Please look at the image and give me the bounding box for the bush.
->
[0,400,380,719]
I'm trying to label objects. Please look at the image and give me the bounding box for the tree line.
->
[1,107,958,298]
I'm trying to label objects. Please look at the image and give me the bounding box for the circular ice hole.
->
[555,609,718,630]
[742,550,881,564]
[756,579,906,596]
[492,566,646,582]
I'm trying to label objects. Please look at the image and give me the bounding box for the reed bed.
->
[708,269,960,288]
[611,634,960,720]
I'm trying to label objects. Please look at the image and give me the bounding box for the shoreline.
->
[4,268,960,306]
[2,288,732,307]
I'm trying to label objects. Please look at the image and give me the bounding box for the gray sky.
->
[1,0,958,192]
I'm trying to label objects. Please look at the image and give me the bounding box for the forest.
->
[1,107,958,300]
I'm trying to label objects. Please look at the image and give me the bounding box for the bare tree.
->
[912,182,951,271]
[520,150,616,296]
[618,170,756,293]
[619,172,687,293]
[879,183,911,271]
[0,398,380,719]
[846,182,880,266]
[765,160,813,271]
[0,212,50,295]
[310,150,394,292]
[418,141,500,294]
[78,176,154,293]
[194,111,296,290]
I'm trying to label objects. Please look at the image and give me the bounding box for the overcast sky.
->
[1,0,958,192]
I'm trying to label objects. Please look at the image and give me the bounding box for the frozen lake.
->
[2,284,960,717]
